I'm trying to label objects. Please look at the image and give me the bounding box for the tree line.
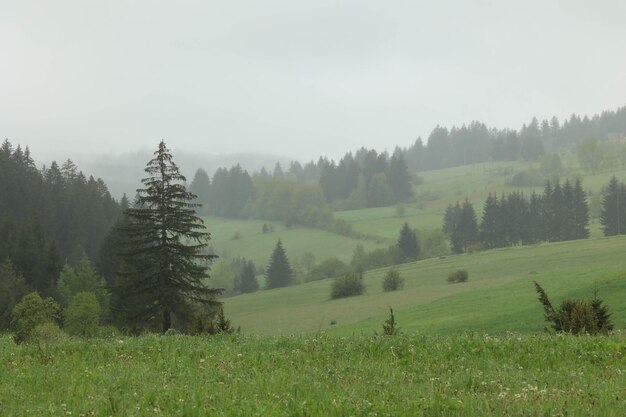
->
[402,105,626,171]
[0,140,122,297]
[443,178,590,253]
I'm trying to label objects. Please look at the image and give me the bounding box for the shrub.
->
[382,268,404,292]
[28,322,67,345]
[307,257,350,282]
[97,325,121,339]
[330,271,365,299]
[447,269,469,284]
[534,282,614,335]
[11,292,61,344]
[64,292,101,338]
[382,307,399,336]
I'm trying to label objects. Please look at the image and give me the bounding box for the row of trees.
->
[443,179,590,253]
[402,106,626,171]
[189,148,416,223]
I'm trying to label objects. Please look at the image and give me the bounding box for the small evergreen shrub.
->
[534,282,614,335]
[382,268,404,292]
[330,272,365,299]
[447,269,469,284]
[382,308,400,336]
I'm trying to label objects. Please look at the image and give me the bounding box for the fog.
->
[2,0,625,166]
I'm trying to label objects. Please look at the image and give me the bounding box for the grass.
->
[1,332,625,416]
[202,216,389,268]
[224,235,626,336]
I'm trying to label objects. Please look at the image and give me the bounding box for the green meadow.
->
[202,216,390,268]
[2,332,625,416]
[224,236,626,336]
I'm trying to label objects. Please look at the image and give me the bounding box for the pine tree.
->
[572,178,590,239]
[235,260,259,294]
[265,239,293,289]
[600,176,626,236]
[396,222,419,262]
[189,168,211,215]
[480,194,499,248]
[109,141,221,333]
[451,199,478,253]
[388,153,413,202]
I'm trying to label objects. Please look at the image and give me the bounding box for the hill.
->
[223,235,626,335]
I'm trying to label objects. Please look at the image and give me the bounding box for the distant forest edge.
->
[189,104,626,222]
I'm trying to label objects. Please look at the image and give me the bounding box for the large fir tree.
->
[110,141,220,333]
[396,222,419,262]
[265,239,293,289]
[600,176,626,236]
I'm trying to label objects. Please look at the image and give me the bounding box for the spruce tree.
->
[236,260,259,294]
[451,199,478,253]
[396,222,419,262]
[110,141,220,333]
[265,239,293,289]
[572,178,590,239]
[480,194,499,248]
[600,176,625,236]
[189,168,211,215]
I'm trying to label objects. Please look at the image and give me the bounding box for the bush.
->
[330,272,365,299]
[64,292,101,338]
[447,269,468,284]
[382,268,404,292]
[534,282,614,335]
[28,322,67,345]
[307,257,350,282]
[97,325,121,339]
[11,292,61,344]
[382,307,400,336]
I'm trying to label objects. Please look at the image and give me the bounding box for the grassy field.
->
[1,332,625,416]
[336,160,626,240]
[224,235,626,336]
[201,216,390,268]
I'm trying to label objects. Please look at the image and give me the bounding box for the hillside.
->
[205,159,626,270]
[223,235,626,335]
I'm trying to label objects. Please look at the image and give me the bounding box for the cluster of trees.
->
[577,138,626,175]
[190,167,353,234]
[1,254,114,342]
[189,148,415,228]
[318,150,414,208]
[402,106,626,171]
[0,140,122,298]
[443,179,590,253]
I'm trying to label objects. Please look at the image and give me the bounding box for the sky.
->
[2,0,626,164]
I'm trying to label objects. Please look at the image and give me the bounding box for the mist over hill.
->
[71,149,293,199]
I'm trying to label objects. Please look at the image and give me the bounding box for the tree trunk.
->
[162,309,171,333]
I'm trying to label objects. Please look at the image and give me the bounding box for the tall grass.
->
[1,332,624,416]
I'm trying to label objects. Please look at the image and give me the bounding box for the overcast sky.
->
[2,0,626,163]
